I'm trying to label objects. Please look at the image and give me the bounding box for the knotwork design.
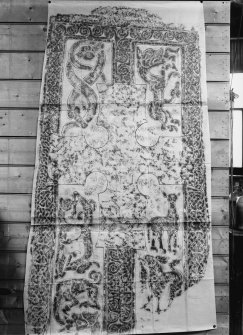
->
[25,4,215,334]
[65,40,106,130]
[137,46,181,132]
[53,279,101,332]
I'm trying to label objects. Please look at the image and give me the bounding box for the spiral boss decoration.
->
[24,2,216,334]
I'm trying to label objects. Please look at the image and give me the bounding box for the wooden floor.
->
[0,1,230,334]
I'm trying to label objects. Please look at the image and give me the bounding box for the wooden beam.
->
[215,284,229,314]
[0,194,31,222]
[0,279,229,314]
[0,195,229,225]
[0,167,34,193]
[0,253,26,280]
[0,81,229,110]
[1,110,229,140]
[209,111,229,139]
[0,53,44,80]
[205,25,230,53]
[0,53,230,81]
[213,256,229,284]
[0,223,229,255]
[211,198,229,226]
[0,24,230,52]
[0,1,230,24]
[0,81,41,108]
[0,139,36,165]
[0,309,24,325]
[0,138,230,167]
[0,300,229,325]
[0,280,24,309]
[0,25,46,51]
[207,82,230,111]
[0,223,30,252]
[206,54,230,82]
[0,110,38,137]
[0,324,25,335]
[0,166,228,194]
[209,314,229,335]
[0,252,229,283]
[0,0,48,23]
[204,1,230,24]
[0,314,227,335]
[211,169,229,197]
[211,140,229,168]
[212,226,229,255]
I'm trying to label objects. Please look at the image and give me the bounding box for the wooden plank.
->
[0,222,228,255]
[0,324,25,335]
[0,194,31,222]
[0,0,230,24]
[0,53,43,79]
[212,226,228,255]
[0,279,229,314]
[205,25,230,53]
[15,322,237,335]
[204,1,230,24]
[0,110,38,137]
[0,25,46,51]
[0,305,228,326]
[0,251,228,283]
[0,24,229,52]
[0,0,48,23]
[209,111,229,139]
[0,167,34,193]
[0,52,230,81]
[207,82,230,111]
[0,280,24,309]
[0,169,229,196]
[211,198,229,226]
[0,166,228,194]
[0,253,26,280]
[211,169,229,197]
[0,309,24,325]
[0,319,227,335]
[215,285,229,314]
[0,139,36,165]
[0,223,30,251]
[0,81,41,108]
[0,195,228,225]
[213,256,229,284]
[0,139,230,167]
[211,140,229,168]
[206,53,230,82]
[0,111,229,140]
[209,314,229,335]
[0,317,226,335]
[0,85,229,114]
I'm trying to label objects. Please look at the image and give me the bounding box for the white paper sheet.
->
[24,2,216,334]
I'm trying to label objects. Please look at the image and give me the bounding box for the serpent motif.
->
[65,40,106,131]
[137,46,181,132]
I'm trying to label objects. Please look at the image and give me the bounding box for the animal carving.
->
[137,46,181,132]
[53,279,101,332]
[139,191,184,314]
[149,191,180,253]
[140,254,183,314]
[59,191,96,225]
[63,41,106,134]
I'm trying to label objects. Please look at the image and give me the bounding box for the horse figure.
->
[150,191,180,253]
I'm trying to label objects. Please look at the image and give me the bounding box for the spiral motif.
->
[89,270,102,284]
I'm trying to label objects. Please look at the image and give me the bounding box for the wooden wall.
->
[0,1,230,334]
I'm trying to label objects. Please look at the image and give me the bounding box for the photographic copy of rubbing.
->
[24,1,216,334]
